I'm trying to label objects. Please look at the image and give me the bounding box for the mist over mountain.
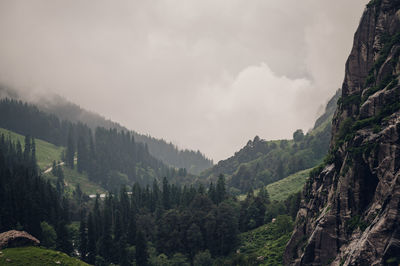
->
[0,88,213,175]
[2,1,398,266]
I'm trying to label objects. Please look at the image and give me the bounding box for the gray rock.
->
[285,1,400,265]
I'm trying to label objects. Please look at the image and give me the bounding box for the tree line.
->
[0,98,191,190]
[0,134,73,253]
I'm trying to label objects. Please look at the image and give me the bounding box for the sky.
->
[0,0,368,162]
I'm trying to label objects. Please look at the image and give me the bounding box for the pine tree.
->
[23,135,31,162]
[79,213,88,261]
[135,230,149,266]
[87,213,96,264]
[77,135,88,173]
[66,128,75,169]
[216,174,226,204]
[56,221,73,255]
[162,177,170,210]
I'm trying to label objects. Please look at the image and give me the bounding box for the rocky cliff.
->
[284,1,400,265]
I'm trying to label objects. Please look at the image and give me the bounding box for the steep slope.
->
[285,1,400,265]
[0,127,105,195]
[200,89,340,194]
[238,168,312,202]
[0,127,63,170]
[36,95,213,174]
[0,99,193,190]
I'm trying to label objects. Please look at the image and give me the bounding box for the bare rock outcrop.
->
[285,1,400,265]
[0,230,40,249]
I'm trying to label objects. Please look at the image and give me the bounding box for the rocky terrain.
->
[285,0,400,265]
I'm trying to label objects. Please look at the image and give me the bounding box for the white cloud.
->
[189,63,313,159]
[0,0,368,161]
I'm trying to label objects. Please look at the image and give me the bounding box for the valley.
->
[0,0,399,265]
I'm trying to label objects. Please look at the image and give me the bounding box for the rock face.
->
[0,230,40,249]
[284,1,400,265]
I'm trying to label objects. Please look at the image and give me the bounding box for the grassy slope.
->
[0,127,63,170]
[239,168,311,201]
[237,218,293,266]
[265,168,311,202]
[0,247,89,266]
[0,127,105,195]
[43,166,106,195]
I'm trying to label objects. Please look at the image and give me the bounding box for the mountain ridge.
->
[199,89,341,194]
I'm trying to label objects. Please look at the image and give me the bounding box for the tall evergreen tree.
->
[66,128,75,168]
[79,212,88,261]
[216,174,226,204]
[162,177,170,210]
[135,230,149,266]
[87,213,96,264]
[55,221,73,255]
[77,135,88,173]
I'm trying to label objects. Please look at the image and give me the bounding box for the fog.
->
[0,0,368,161]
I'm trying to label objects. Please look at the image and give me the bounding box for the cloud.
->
[0,0,368,161]
[188,63,313,160]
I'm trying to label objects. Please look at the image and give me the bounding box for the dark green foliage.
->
[79,214,88,261]
[347,215,369,233]
[56,221,73,255]
[362,75,398,103]
[66,128,75,169]
[40,222,56,249]
[136,230,149,266]
[237,215,294,266]
[193,250,213,266]
[0,98,193,191]
[338,94,361,108]
[0,134,68,242]
[86,213,96,264]
[293,129,304,142]
[201,90,338,194]
[366,0,381,8]
[216,174,226,204]
[34,95,213,174]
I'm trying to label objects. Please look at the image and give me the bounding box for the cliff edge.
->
[284,0,400,265]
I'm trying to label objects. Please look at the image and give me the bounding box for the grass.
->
[0,127,105,195]
[0,246,89,266]
[237,216,293,266]
[0,127,63,170]
[238,168,311,202]
[44,166,106,196]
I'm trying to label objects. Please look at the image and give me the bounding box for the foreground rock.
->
[285,0,400,265]
[0,230,40,249]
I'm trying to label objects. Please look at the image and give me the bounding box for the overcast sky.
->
[0,0,368,161]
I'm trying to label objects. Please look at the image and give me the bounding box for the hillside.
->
[0,127,63,170]
[0,127,106,195]
[0,99,195,190]
[285,1,400,264]
[0,247,89,266]
[200,89,340,194]
[236,215,294,266]
[239,168,311,202]
[36,94,213,174]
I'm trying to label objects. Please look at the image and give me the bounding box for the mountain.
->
[199,89,341,194]
[285,1,400,265]
[0,98,194,190]
[36,95,213,174]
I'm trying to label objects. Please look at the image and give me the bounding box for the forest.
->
[0,131,299,265]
